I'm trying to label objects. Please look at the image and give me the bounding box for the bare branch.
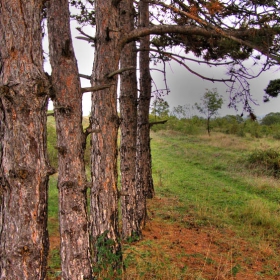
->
[146,48,234,66]
[81,84,112,93]
[149,119,168,127]
[106,66,136,78]
[76,27,95,42]
[79,74,91,80]
[75,36,95,43]
[168,54,234,83]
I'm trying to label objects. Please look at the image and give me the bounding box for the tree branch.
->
[76,27,95,42]
[146,47,234,66]
[168,54,234,83]
[81,84,112,93]
[149,120,168,127]
[150,1,280,63]
[79,74,91,80]
[106,66,136,78]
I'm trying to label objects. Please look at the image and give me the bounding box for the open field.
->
[47,128,280,279]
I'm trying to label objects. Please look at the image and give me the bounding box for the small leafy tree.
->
[195,89,223,136]
[151,99,169,119]
[171,104,194,119]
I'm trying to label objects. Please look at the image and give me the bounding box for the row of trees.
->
[152,89,224,135]
[151,101,280,139]
[1,0,280,279]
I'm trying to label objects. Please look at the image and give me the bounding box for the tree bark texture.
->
[119,0,140,239]
[90,0,122,274]
[47,0,93,279]
[0,1,53,279]
[136,0,154,230]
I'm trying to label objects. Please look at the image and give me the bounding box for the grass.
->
[151,131,280,234]
[47,129,280,279]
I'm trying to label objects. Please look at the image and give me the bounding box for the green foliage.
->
[47,114,58,169]
[273,130,280,140]
[150,115,205,134]
[246,148,280,177]
[47,249,61,279]
[195,88,223,119]
[195,89,223,135]
[151,99,169,119]
[213,114,245,136]
[245,119,263,138]
[171,104,194,119]
[93,231,123,280]
[264,79,280,98]
[69,0,95,26]
[261,112,280,125]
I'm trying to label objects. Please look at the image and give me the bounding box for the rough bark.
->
[90,0,122,276]
[136,0,154,229]
[47,0,93,279]
[119,0,140,240]
[0,1,53,278]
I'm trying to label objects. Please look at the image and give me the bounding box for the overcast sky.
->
[152,58,280,117]
[44,22,280,118]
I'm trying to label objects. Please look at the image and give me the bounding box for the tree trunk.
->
[136,0,154,230]
[0,1,53,278]
[119,0,140,240]
[47,1,93,279]
[207,117,211,136]
[90,0,122,276]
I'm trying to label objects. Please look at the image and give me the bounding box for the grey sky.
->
[45,22,280,118]
[151,58,280,118]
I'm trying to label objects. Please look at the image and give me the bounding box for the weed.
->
[93,231,123,280]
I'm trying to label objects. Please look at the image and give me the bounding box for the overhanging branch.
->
[151,1,280,63]
[168,54,234,83]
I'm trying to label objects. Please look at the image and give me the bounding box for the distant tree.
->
[195,89,223,136]
[171,104,194,119]
[261,112,280,126]
[151,99,170,119]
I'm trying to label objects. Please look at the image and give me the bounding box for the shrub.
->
[246,148,280,178]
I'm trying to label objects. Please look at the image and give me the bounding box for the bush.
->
[246,148,280,178]
[273,132,280,140]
